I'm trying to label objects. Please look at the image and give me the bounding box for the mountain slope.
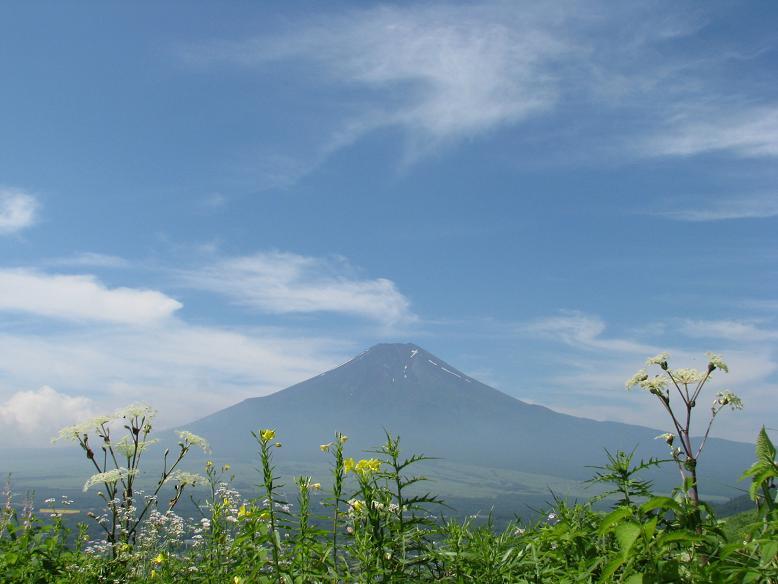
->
[180,343,753,495]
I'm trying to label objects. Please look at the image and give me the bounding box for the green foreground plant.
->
[1,353,776,583]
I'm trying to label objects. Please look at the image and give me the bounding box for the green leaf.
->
[761,540,778,565]
[640,496,681,514]
[598,506,633,535]
[601,554,625,580]
[615,522,641,553]
[755,426,776,467]
[625,574,644,584]
[657,530,697,547]
[642,516,658,540]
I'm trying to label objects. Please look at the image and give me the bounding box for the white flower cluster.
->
[114,436,158,458]
[715,391,743,410]
[115,403,156,421]
[52,416,112,443]
[625,369,648,389]
[135,509,187,551]
[669,368,705,385]
[83,468,138,492]
[645,352,669,367]
[639,376,668,395]
[53,403,156,443]
[167,470,208,487]
[706,353,729,373]
[177,430,211,453]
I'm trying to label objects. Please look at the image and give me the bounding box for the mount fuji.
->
[178,343,752,497]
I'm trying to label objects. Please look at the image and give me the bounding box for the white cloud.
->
[50,252,131,269]
[182,3,579,159]
[0,252,396,440]
[181,2,750,172]
[645,105,778,159]
[0,386,96,446]
[0,269,181,325]
[657,193,778,221]
[523,311,657,354]
[182,251,414,325]
[0,188,38,235]
[679,319,778,342]
[518,310,778,441]
[199,192,227,209]
[0,325,352,437]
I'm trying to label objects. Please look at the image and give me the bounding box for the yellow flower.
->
[310,482,321,490]
[259,428,276,442]
[343,457,356,474]
[355,458,381,475]
[320,442,332,453]
[350,499,365,513]
[258,509,271,521]
[223,497,230,506]
[153,552,165,564]
[233,577,243,584]
[237,504,248,518]
[150,569,156,578]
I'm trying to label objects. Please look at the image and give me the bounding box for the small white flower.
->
[645,352,669,367]
[669,368,704,385]
[706,353,729,373]
[52,416,113,443]
[114,403,155,421]
[114,436,158,458]
[166,471,208,487]
[715,390,743,410]
[625,369,649,390]
[176,431,211,453]
[638,376,668,394]
[83,468,137,492]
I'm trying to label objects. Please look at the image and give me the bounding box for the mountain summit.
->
[182,343,751,492]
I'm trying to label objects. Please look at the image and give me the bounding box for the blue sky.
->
[0,1,776,444]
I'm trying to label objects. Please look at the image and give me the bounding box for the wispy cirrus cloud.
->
[178,1,772,177]
[181,3,572,158]
[522,311,658,354]
[0,188,38,235]
[517,310,778,440]
[0,269,181,325]
[644,105,778,159]
[49,252,131,269]
[655,193,778,221]
[181,251,414,326]
[679,319,778,343]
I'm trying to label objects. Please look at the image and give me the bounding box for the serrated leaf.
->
[755,426,776,466]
